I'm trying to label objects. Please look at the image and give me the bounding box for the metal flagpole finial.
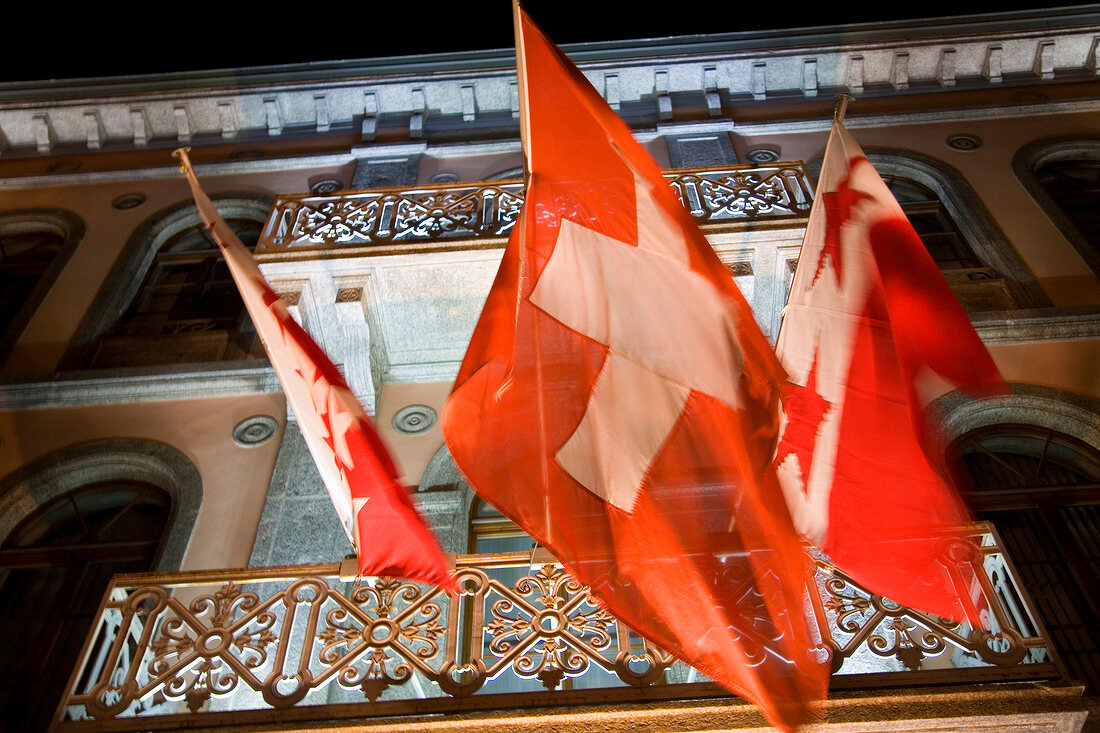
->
[833,94,853,124]
[172,147,193,173]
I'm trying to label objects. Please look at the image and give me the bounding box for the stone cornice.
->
[972,306,1100,344]
[0,8,1095,159]
[0,362,281,410]
[2,6,1096,100]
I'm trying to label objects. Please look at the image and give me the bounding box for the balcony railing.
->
[54,523,1061,731]
[257,163,813,254]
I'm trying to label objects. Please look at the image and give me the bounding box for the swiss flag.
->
[442,7,825,730]
[774,120,1006,622]
[175,149,454,590]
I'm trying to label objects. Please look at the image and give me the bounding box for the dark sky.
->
[2,1,1094,83]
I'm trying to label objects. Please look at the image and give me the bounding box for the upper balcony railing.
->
[53,522,1062,731]
[256,163,814,255]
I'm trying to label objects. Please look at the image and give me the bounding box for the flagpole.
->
[833,93,852,124]
[513,0,532,180]
[512,0,554,543]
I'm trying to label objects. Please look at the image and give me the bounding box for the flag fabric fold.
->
[774,120,1006,622]
[442,7,826,729]
[175,149,454,590]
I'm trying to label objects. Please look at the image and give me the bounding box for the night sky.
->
[2,1,1094,83]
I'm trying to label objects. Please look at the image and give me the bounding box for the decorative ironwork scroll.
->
[811,528,1051,677]
[668,166,811,222]
[55,524,1059,730]
[261,183,525,252]
[257,164,813,254]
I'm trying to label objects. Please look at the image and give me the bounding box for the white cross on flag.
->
[442,6,826,730]
[774,120,1006,622]
[175,149,454,590]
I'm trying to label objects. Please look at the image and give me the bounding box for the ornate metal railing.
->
[54,523,1060,731]
[257,163,813,254]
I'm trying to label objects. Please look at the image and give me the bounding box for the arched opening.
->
[0,210,85,368]
[1034,159,1100,258]
[91,213,264,367]
[64,197,269,370]
[115,217,262,343]
[468,496,532,556]
[953,425,1100,693]
[1013,138,1100,280]
[0,481,171,730]
[861,150,1048,309]
[0,228,64,334]
[881,175,983,271]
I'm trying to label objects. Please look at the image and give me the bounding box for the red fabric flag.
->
[774,120,1006,622]
[442,8,826,730]
[175,149,454,590]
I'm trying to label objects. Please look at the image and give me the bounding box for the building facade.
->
[1,6,1099,731]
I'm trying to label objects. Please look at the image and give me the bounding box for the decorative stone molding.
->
[391,404,437,435]
[933,383,1100,459]
[972,306,1100,344]
[233,415,279,446]
[0,12,1096,156]
[0,363,280,409]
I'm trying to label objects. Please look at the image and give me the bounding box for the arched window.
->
[0,482,171,731]
[881,175,982,271]
[860,151,1048,310]
[0,210,84,365]
[68,197,269,369]
[1034,159,1100,257]
[953,425,1100,693]
[115,216,262,339]
[0,229,63,327]
[1014,139,1100,279]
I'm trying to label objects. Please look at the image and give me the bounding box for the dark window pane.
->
[0,482,170,731]
[953,426,1100,693]
[0,230,64,335]
[1035,160,1100,253]
[882,176,982,270]
[118,217,261,338]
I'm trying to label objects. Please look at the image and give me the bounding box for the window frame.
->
[1014,137,1100,280]
[62,196,270,370]
[0,209,85,368]
[811,149,1049,309]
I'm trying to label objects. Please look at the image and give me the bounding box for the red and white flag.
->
[774,120,1005,622]
[175,149,454,590]
[442,7,825,730]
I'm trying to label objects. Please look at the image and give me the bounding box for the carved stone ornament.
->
[946,134,982,152]
[336,287,363,303]
[232,415,279,446]
[310,179,344,195]
[111,193,147,210]
[727,261,754,277]
[392,405,438,435]
[746,148,781,163]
